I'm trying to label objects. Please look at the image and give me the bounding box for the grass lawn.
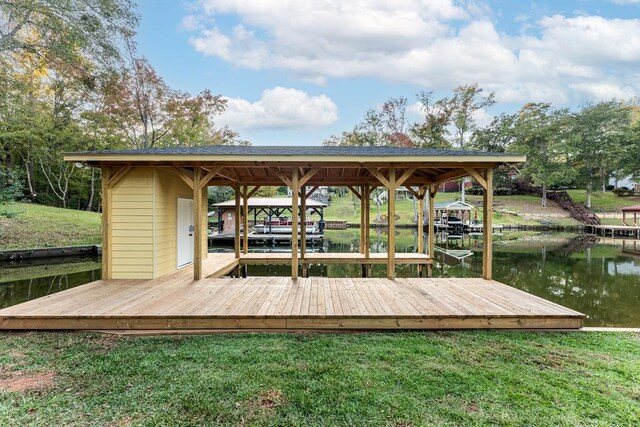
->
[324,193,576,226]
[0,332,638,426]
[0,203,101,250]
[566,190,640,211]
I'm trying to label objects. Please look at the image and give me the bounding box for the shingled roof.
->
[67,145,519,158]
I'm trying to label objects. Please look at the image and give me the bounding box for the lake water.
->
[1,231,639,327]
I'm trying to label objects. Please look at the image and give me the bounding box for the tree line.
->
[324,85,640,207]
[0,0,246,211]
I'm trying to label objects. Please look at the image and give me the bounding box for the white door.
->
[177,198,194,268]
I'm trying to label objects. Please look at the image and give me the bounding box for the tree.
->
[471,113,517,153]
[570,101,632,207]
[410,90,453,149]
[448,84,495,150]
[94,56,238,148]
[512,103,575,207]
[0,0,138,71]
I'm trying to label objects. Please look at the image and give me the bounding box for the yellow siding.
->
[154,168,193,277]
[110,168,154,279]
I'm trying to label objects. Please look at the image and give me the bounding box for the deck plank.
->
[0,275,584,330]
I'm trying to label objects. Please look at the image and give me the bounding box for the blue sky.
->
[136,0,640,145]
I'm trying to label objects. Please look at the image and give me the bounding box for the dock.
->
[0,252,584,331]
[209,232,323,246]
[585,224,640,239]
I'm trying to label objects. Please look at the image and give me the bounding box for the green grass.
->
[324,193,577,226]
[0,332,639,426]
[566,189,640,211]
[0,203,101,250]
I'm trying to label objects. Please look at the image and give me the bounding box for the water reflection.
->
[0,256,101,309]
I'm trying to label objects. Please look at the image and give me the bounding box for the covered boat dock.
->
[0,146,584,330]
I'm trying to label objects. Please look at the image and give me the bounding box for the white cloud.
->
[218,87,338,130]
[611,0,640,4]
[186,0,640,104]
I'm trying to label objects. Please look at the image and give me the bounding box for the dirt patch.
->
[96,334,119,351]
[466,402,479,413]
[256,389,285,410]
[0,371,56,393]
[109,416,134,426]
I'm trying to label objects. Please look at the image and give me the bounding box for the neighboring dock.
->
[209,232,324,246]
[585,224,640,239]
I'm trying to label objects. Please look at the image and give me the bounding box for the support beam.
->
[193,167,203,280]
[428,184,437,260]
[269,167,293,187]
[367,168,391,189]
[347,185,361,200]
[247,185,262,199]
[242,185,249,254]
[174,167,194,189]
[482,168,494,280]
[299,167,320,187]
[234,185,241,259]
[107,165,131,188]
[101,166,112,280]
[291,169,299,280]
[464,167,487,190]
[387,168,396,280]
[395,167,417,188]
[200,165,223,189]
[305,186,319,199]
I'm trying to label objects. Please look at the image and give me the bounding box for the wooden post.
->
[291,169,299,280]
[300,185,306,258]
[193,167,203,280]
[359,185,365,254]
[417,186,425,254]
[234,185,241,259]
[101,166,111,280]
[300,185,308,278]
[482,168,494,280]
[428,184,436,260]
[242,185,249,254]
[364,184,370,258]
[387,168,396,280]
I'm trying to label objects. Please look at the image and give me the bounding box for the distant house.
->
[610,176,640,192]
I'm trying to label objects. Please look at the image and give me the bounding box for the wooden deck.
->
[0,276,584,330]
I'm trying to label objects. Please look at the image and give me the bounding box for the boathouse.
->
[211,196,326,235]
[0,146,585,330]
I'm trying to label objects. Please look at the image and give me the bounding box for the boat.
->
[256,218,319,234]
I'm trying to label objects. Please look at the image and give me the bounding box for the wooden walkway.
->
[0,276,583,330]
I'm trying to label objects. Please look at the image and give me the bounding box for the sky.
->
[135,0,640,146]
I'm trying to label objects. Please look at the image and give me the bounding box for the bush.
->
[612,188,634,197]
[466,187,483,195]
[605,185,615,191]
[0,170,23,204]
